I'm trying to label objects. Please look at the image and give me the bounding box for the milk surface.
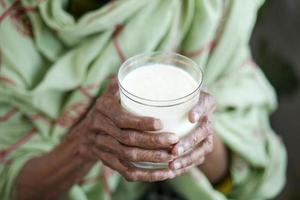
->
[120,64,199,138]
[122,64,197,101]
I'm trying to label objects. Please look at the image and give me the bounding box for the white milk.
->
[120,64,199,138]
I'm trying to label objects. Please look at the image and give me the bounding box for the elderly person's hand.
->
[16,80,223,200]
[87,81,220,182]
[168,89,229,183]
[16,79,181,200]
[169,89,216,174]
[81,79,187,182]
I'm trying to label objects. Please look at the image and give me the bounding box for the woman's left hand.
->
[169,88,216,173]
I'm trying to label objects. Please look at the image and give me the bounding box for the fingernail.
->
[153,120,163,130]
[176,146,184,156]
[169,135,179,143]
[173,162,181,170]
[193,111,202,122]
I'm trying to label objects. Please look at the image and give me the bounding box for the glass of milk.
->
[118,52,203,169]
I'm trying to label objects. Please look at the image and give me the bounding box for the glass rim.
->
[117,51,203,104]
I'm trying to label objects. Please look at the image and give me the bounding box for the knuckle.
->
[204,123,213,136]
[191,151,199,162]
[119,131,132,144]
[137,120,146,130]
[155,135,164,145]
[185,156,194,166]
[128,131,138,144]
[124,149,137,161]
[96,96,110,112]
[115,114,125,126]
[151,134,165,146]
[118,131,128,143]
[153,151,163,161]
[190,133,199,146]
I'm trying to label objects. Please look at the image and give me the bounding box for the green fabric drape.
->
[0,0,286,199]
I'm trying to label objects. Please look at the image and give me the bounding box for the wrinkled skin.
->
[16,78,218,200]
[84,79,216,182]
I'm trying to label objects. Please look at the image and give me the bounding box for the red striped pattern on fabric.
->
[79,82,101,100]
[10,4,37,37]
[181,0,229,59]
[0,0,20,23]
[79,86,93,100]
[0,107,18,122]
[182,40,216,58]
[56,101,91,128]
[12,6,37,19]
[59,83,100,127]
[112,24,126,63]
[0,127,36,164]
[84,83,100,90]
[0,76,16,85]
[0,0,45,23]
[29,114,54,126]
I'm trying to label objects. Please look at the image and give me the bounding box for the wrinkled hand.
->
[79,79,195,182]
[169,88,216,172]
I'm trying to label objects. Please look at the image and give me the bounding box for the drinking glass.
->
[118,52,203,169]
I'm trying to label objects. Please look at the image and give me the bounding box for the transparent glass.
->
[118,52,203,169]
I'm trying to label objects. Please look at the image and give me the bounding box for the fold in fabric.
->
[0,0,286,199]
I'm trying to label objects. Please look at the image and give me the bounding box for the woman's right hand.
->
[76,79,185,182]
[16,79,184,200]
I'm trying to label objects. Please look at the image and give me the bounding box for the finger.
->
[172,123,211,156]
[89,111,122,136]
[94,134,174,163]
[117,130,179,149]
[92,148,128,173]
[89,112,178,148]
[170,140,213,170]
[120,161,176,182]
[96,97,162,131]
[96,153,175,182]
[188,90,216,123]
[115,113,163,131]
[173,163,196,177]
[170,150,204,170]
[93,149,181,182]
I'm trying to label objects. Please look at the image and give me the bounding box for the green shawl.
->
[0,0,286,199]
